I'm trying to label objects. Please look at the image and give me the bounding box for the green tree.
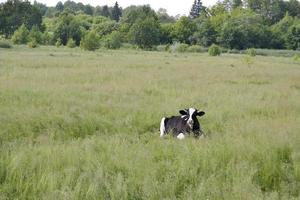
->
[104,31,122,49]
[129,18,160,49]
[271,13,295,48]
[55,1,64,12]
[28,25,43,44]
[190,0,203,19]
[53,11,82,45]
[193,17,217,47]
[157,8,176,23]
[102,5,111,18]
[286,24,300,50]
[172,16,197,44]
[11,24,29,44]
[33,0,48,16]
[219,8,270,49]
[159,23,174,44]
[80,30,100,51]
[0,0,42,37]
[111,2,122,22]
[84,4,94,15]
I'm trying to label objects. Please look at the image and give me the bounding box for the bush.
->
[208,44,221,56]
[104,31,122,49]
[169,42,189,53]
[0,40,12,48]
[11,24,29,44]
[187,45,207,53]
[28,39,38,48]
[28,25,43,44]
[67,38,76,48]
[42,32,54,45]
[129,18,160,49]
[55,39,62,47]
[80,31,101,51]
[121,43,135,49]
[156,45,169,52]
[246,48,256,57]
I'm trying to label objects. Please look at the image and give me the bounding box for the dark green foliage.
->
[11,24,29,44]
[219,9,271,49]
[208,44,221,56]
[129,18,160,49]
[80,30,100,51]
[121,5,158,25]
[172,16,197,44]
[55,1,64,12]
[28,25,43,44]
[111,2,122,22]
[286,24,300,50]
[33,1,48,16]
[104,31,122,49]
[193,17,217,47]
[190,0,203,19]
[0,0,42,37]
[93,20,119,37]
[102,5,111,18]
[53,12,82,45]
[159,23,174,44]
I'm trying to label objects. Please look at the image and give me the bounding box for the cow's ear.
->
[179,110,188,115]
[197,111,205,117]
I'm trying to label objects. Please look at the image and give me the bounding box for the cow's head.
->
[179,108,205,128]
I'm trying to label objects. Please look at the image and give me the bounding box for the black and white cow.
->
[160,108,205,139]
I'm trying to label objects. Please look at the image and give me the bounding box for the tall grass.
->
[0,46,300,199]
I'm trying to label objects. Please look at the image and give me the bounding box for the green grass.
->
[0,46,300,199]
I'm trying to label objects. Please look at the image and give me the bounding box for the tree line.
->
[1,0,300,50]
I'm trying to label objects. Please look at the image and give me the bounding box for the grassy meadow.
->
[0,46,300,199]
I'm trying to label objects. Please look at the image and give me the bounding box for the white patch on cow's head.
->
[187,108,196,128]
[177,133,185,140]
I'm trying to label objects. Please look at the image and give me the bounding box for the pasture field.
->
[0,46,300,200]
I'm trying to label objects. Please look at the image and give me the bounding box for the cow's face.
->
[179,108,205,128]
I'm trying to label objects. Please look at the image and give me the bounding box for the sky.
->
[0,0,219,16]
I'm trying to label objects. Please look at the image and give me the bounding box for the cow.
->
[160,108,205,140]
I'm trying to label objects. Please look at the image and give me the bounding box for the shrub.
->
[55,39,62,47]
[169,42,189,53]
[293,54,300,62]
[0,40,12,48]
[104,31,122,49]
[28,39,38,48]
[208,44,221,56]
[11,24,29,44]
[187,45,207,53]
[156,45,169,52]
[42,32,53,45]
[28,25,43,44]
[67,38,76,48]
[80,31,101,51]
[246,48,257,57]
[121,43,135,49]
[129,18,160,49]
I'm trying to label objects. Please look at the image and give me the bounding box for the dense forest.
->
[1,0,300,50]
